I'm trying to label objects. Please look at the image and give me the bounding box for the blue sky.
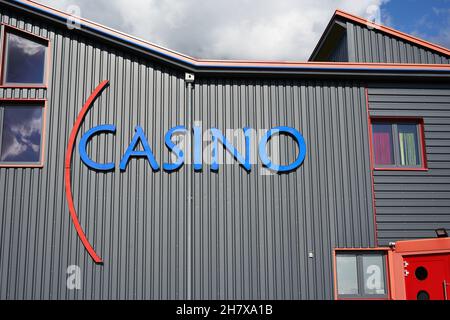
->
[382,0,450,48]
[37,0,449,60]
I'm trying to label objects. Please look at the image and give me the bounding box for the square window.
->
[371,119,425,169]
[335,251,388,299]
[0,105,43,164]
[3,31,47,85]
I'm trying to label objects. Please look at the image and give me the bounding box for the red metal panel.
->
[404,254,450,300]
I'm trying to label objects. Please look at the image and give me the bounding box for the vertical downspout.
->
[185,72,195,300]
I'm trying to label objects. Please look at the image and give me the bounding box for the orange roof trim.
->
[6,0,450,71]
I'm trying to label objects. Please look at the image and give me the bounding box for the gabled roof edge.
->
[335,10,450,57]
[2,0,450,75]
[310,9,450,61]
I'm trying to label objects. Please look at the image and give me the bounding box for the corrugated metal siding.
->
[0,6,191,300]
[0,6,377,300]
[368,84,450,245]
[347,22,450,64]
[327,33,348,62]
[190,79,375,299]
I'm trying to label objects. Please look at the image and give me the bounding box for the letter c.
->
[79,124,116,171]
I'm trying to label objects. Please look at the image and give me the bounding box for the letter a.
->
[120,126,160,171]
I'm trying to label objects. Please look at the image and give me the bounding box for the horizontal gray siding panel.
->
[376,192,450,199]
[370,96,450,103]
[379,214,450,224]
[0,6,376,300]
[374,176,450,183]
[375,184,450,192]
[377,200,450,207]
[378,215,450,222]
[377,207,450,214]
[368,84,450,246]
[378,230,445,239]
[348,22,450,64]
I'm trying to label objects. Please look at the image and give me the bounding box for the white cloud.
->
[0,111,42,161]
[1,136,27,160]
[9,32,46,55]
[36,0,388,60]
[10,116,42,140]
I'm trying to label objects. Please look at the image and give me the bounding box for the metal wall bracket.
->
[185,73,195,83]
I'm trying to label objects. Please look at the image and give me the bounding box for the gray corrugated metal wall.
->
[327,33,348,62]
[368,84,450,245]
[0,6,377,299]
[346,22,450,64]
[190,79,375,299]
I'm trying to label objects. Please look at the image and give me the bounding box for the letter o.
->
[259,126,306,172]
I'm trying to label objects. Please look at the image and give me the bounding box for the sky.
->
[34,0,450,61]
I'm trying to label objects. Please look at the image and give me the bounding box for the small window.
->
[2,30,47,85]
[371,120,425,169]
[0,104,44,165]
[335,251,388,299]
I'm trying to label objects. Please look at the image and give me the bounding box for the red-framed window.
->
[0,24,50,88]
[370,117,427,171]
[0,24,49,168]
[333,249,391,300]
[0,99,47,168]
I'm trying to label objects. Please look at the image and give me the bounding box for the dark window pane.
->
[372,123,394,165]
[398,123,420,166]
[4,32,46,84]
[362,254,386,295]
[1,106,43,162]
[336,255,358,295]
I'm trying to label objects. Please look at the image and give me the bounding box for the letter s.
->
[163,125,187,172]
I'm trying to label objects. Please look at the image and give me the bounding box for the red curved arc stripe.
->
[64,80,110,264]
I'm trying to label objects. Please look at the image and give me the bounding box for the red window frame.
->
[0,23,51,88]
[368,116,428,171]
